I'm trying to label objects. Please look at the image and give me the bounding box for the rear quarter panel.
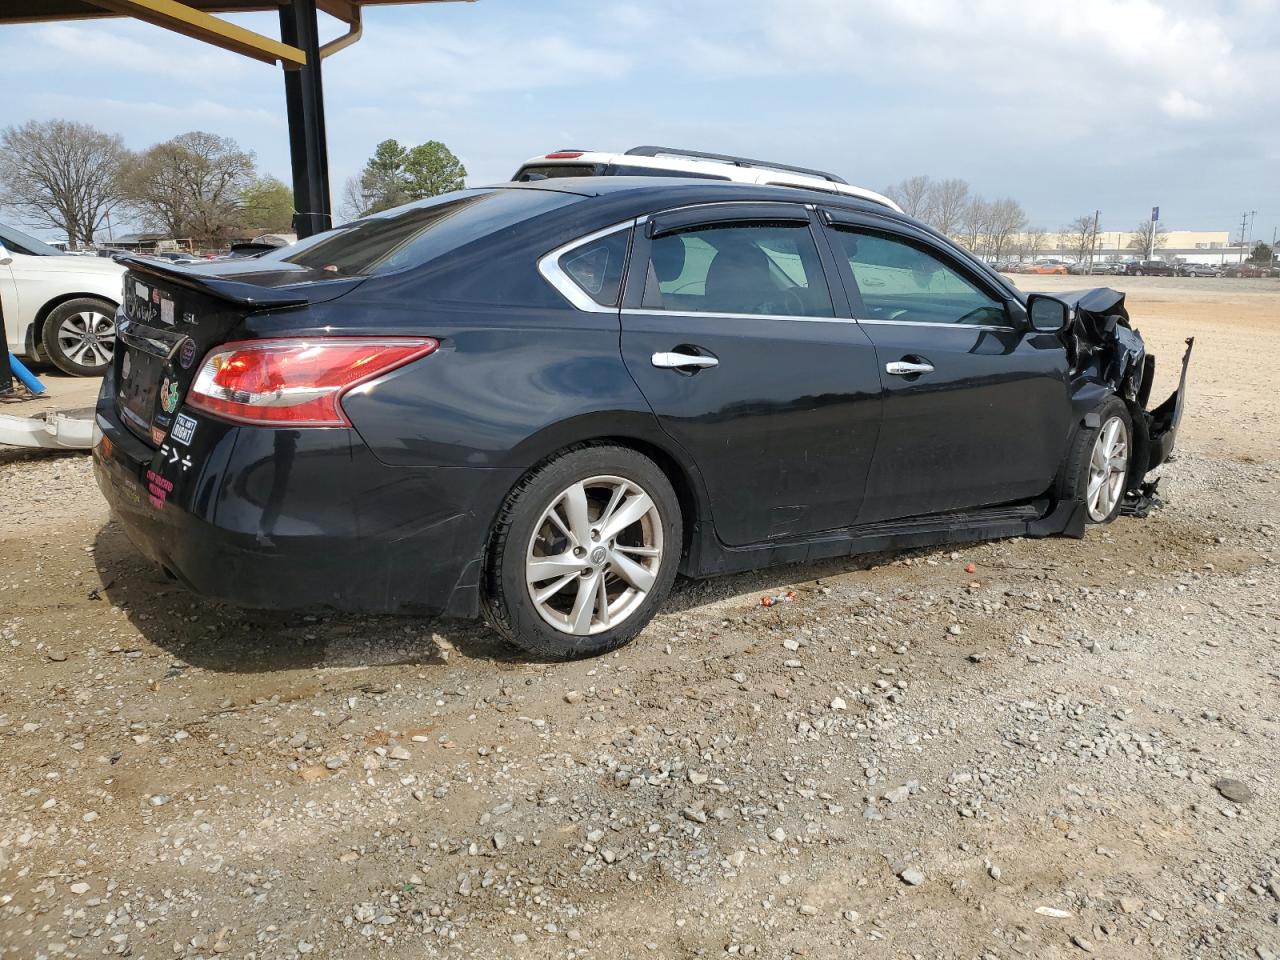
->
[334,298,663,470]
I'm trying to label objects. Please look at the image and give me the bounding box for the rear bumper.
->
[91,382,518,616]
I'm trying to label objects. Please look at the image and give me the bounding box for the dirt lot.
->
[2,277,1277,960]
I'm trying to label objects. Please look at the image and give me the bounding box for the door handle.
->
[652,352,719,370]
[885,359,934,376]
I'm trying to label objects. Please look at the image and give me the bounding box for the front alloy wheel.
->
[526,476,663,636]
[41,297,117,376]
[1086,415,1130,522]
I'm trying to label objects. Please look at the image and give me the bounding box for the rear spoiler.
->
[119,256,310,309]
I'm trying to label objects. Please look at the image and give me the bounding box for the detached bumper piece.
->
[0,406,95,450]
[1124,336,1194,515]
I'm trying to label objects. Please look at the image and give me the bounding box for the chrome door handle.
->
[652,352,719,370]
[885,360,934,376]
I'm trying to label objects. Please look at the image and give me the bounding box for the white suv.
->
[0,223,124,377]
[513,146,901,212]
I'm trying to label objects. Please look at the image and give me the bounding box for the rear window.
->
[515,164,601,181]
[275,188,580,277]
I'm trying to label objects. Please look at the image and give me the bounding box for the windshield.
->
[271,188,581,277]
[0,223,64,257]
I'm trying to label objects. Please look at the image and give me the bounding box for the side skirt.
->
[686,497,1086,579]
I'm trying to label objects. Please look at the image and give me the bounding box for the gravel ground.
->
[1,278,1277,960]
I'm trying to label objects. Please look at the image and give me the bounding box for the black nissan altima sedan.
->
[92,178,1191,659]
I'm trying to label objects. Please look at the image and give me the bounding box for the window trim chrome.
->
[621,308,855,325]
[853,317,1018,332]
[537,219,637,313]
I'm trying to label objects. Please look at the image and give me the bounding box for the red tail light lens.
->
[187,337,438,426]
[545,151,584,159]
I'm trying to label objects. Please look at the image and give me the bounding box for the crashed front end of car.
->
[1060,287,1193,516]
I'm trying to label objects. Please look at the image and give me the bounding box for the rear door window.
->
[642,222,833,317]
[558,229,630,306]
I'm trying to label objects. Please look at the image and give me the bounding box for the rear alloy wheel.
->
[484,446,681,659]
[41,297,116,376]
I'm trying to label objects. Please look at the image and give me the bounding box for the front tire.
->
[1058,397,1133,524]
[41,297,116,376]
[483,445,682,660]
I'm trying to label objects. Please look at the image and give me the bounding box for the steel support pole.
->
[279,0,331,239]
[0,318,13,395]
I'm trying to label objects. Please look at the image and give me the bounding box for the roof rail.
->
[624,145,848,185]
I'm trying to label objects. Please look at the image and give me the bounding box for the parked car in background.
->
[1179,263,1222,278]
[1127,260,1178,276]
[513,145,904,211]
[93,177,1191,659]
[1025,260,1069,275]
[0,222,125,376]
[1223,263,1279,278]
[1099,262,1130,275]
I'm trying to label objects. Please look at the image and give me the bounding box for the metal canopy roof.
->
[0,1,445,24]
[0,0,471,237]
[0,0,469,66]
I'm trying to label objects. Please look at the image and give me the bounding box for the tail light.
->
[545,151,584,159]
[187,337,438,426]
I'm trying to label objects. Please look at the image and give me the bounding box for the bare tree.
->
[883,175,932,220]
[338,175,369,222]
[1128,218,1168,257]
[1060,214,1097,265]
[0,119,131,246]
[925,178,969,237]
[958,196,991,256]
[985,198,1026,261]
[126,132,255,245]
[1016,227,1048,262]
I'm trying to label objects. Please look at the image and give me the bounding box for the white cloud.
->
[1160,90,1208,119]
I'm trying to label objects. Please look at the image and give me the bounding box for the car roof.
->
[490,176,907,221]
[516,150,902,212]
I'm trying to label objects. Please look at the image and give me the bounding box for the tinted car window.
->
[277,188,581,277]
[829,228,1005,326]
[559,229,629,306]
[0,223,64,257]
[515,164,601,181]
[642,222,832,317]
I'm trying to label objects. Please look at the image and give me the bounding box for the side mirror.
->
[0,243,11,266]
[1026,293,1069,333]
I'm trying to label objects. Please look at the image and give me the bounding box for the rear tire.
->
[1057,397,1133,524]
[483,445,682,660]
[41,297,116,376]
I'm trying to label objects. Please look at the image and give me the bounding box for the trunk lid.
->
[112,257,363,446]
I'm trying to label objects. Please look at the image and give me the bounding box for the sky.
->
[1,0,1277,239]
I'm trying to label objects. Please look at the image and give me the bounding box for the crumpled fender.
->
[1050,287,1193,504]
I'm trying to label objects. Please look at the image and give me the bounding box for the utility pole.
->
[1148,206,1159,260]
[1238,211,1254,263]
[1088,210,1100,274]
